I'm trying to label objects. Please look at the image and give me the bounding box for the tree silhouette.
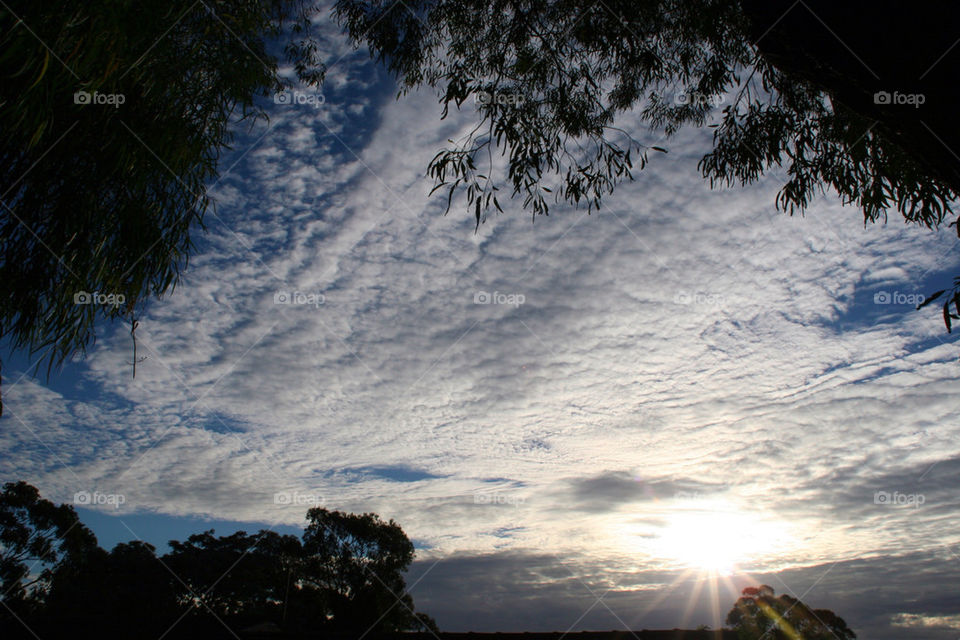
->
[301,507,438,633]
[0,482,436,638]
[165,529,307,631]
[0,480,98,623]
[42,540,180,637]
[0,0,324,414]
[726,585,856,640]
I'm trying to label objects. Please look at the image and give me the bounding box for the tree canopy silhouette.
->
[336,0,958,229]
[0,0,324,413]
[0,480,98,621]
[0,482,436,639]
[301,507,437,633]
[43,540,180,637]
[725,585,856,640]
[165,529,307,633]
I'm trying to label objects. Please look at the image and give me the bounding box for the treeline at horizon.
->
[0,481,436,639]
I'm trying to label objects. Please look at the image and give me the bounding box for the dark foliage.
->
[0,482,435,639]
[726,585,856,640]
[0,0,325,413]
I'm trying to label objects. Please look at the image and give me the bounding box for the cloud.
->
[564,471,725,513]
[2,11,960,637]
[893,613,960,631]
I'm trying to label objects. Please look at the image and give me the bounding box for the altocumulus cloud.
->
[2,7,960,638]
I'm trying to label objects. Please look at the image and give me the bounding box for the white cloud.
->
[893,613,960,630]
[2,21,960,638]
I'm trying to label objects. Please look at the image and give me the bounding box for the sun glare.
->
[647,503,788,576]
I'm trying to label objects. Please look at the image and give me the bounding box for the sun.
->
[649,504,787,576]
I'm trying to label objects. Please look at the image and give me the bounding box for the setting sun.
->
[645,503,790,576]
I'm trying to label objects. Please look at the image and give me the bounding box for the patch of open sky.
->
[0,334,130,408]
[337,465,448,483]
[197,412,250,434]
[77,507,304,555]
[827,265,960,333]
[410,538,433,551]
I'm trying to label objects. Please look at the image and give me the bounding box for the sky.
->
[2,5,960,639]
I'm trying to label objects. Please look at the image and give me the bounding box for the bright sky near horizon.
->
[2,7,960,638]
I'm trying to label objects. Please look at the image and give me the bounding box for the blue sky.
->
[3,5,960,638]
